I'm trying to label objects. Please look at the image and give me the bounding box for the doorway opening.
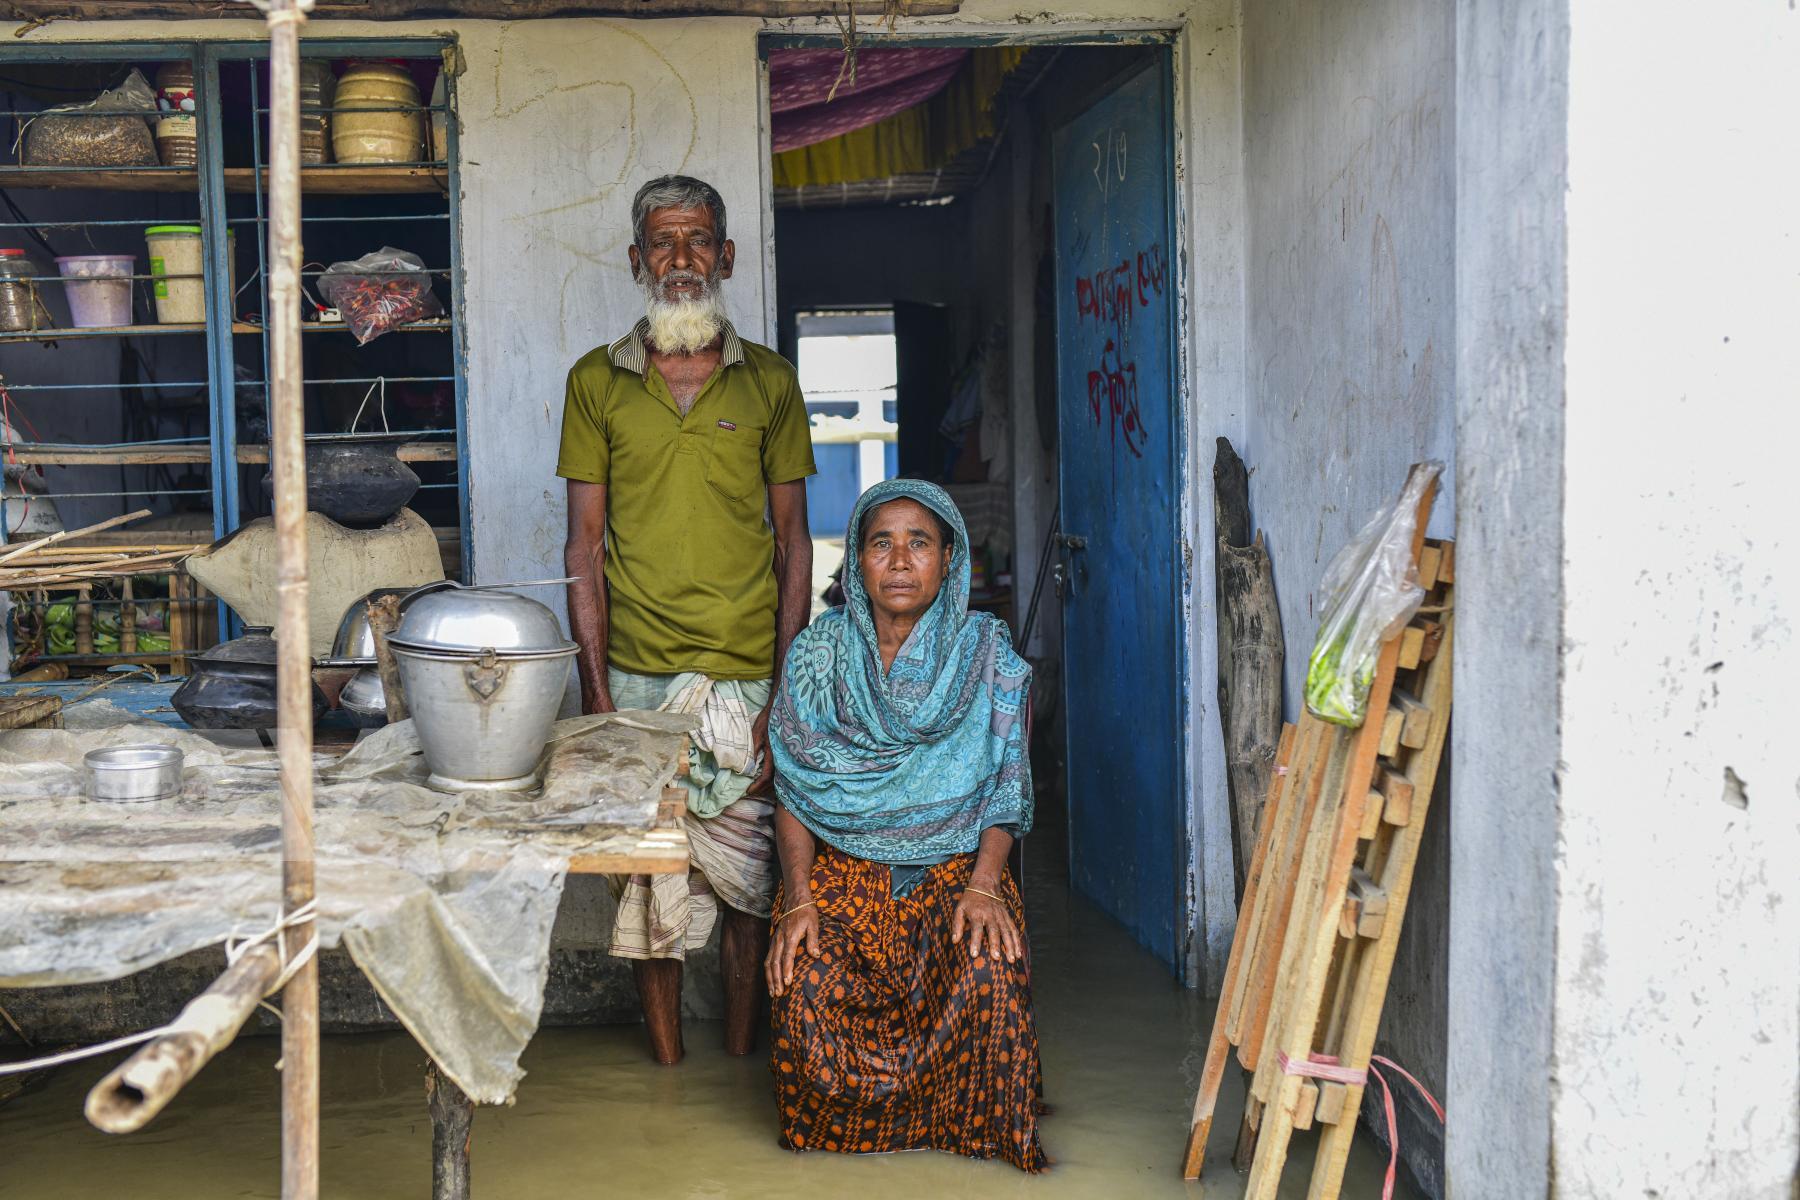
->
[765,37,1191,977]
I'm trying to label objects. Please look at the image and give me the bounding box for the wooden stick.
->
[426,1061,475,1200]
[0,550,196,588]
[74,585,93,654]
[169,573,190,678]
[121,577,136,654]
[6,543,204,559]
[0,508,151,567]
[1304,599,1455,1200]
[264,4,319,1196]
[366,594,410,722]
[85,945,282,1134]
[1183,723,1297,1178]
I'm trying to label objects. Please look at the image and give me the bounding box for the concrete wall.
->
[1239,0,1456,1188]
[1450,3,1800,1197]
[1548,2,1799,1195]
[1446,1,1565,1193]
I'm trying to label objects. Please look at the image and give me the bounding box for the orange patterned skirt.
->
[769,846,1049,1172]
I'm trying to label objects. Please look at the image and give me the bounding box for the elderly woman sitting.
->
[765,479,1047,1172]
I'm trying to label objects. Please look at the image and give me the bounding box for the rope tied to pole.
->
[227,897,320,997]
[0,900,320,1077]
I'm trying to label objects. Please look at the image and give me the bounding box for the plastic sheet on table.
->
[0,702,695,1104]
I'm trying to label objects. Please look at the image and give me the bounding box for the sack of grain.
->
[22,69,159,168]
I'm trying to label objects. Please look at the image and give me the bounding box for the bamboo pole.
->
[263,0,319,1196]
[84,946,283,1133]
[0,509,151,567]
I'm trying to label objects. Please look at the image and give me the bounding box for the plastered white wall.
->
[1552,2,1800,1194]
[449,17,767,586]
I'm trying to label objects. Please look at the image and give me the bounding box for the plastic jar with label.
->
[145,226,236,324]
[299,59,337,165]
[0,248,40,332]
[154,61,199,168]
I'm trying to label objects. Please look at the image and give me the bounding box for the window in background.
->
[796,309,898,611]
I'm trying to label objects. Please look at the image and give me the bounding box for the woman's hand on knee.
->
[766,903,820,998]
[952,887,1021,963]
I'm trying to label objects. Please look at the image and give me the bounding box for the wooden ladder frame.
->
[1183,467,1454,1200]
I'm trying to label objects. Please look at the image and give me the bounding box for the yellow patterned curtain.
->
[771,47,1027,189]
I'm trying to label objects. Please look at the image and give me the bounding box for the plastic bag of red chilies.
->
[318,247,444,345]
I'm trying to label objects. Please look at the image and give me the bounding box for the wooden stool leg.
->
[426,1061,474,1200]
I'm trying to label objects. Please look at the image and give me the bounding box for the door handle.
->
[1061,534,1089,551]
[1052,561,1067,598]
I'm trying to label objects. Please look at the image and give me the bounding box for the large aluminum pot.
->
[390,643,575,792]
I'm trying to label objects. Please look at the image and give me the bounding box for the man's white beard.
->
[642,274,727,356]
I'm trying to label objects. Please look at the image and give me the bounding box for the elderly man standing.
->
[558,175,815,1063]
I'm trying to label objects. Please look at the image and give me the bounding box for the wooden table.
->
[0,701,691,1199]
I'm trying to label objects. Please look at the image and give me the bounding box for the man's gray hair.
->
[632,175,727,249]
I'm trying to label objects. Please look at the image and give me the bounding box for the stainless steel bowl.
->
[84,745,184,802]
[390,642,575,791]
[338,666,391,728]
[327,581,454,666]
[389,587,574,656]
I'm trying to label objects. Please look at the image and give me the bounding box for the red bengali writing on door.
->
[1072,242,1167,461]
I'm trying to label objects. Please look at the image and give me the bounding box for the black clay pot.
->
[172,627,330,730]
[261,439,421,527]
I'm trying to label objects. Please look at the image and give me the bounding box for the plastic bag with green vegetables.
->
[1304,462,1443,727]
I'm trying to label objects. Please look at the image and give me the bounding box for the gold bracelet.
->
[963,885,1005,903]
[777,899,816,922]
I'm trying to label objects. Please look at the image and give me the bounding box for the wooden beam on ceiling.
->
[3,0,958,21]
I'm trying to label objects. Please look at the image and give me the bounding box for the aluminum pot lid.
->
[389,587,573,655]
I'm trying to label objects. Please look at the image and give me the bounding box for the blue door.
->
[1053,60,1185,973]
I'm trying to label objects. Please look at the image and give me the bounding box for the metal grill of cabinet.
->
[0,39,470,668]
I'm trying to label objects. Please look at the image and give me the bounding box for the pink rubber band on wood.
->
[1276,1052,1445,1200]
[1278,1050,1365,1083]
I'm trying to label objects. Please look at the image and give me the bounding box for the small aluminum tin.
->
[83,744,184,803]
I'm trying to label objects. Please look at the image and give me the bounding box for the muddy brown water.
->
[0,831,1419,1199]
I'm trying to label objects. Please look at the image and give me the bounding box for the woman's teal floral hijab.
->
[770,479,1034,864]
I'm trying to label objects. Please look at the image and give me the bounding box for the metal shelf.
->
[234,319,455,335]
[0,165,448,194]
[1,441,458,466]
[0,319,453,344]
[0,323,206,343]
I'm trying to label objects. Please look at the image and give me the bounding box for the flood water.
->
[0,820,1418,1199]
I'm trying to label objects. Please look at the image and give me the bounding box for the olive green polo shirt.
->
[556,319,816,681]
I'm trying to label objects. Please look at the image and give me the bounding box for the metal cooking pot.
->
[390,643,574,791]
[260,437,421,528]
[172,628,330,730]
[385,587,576,791]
